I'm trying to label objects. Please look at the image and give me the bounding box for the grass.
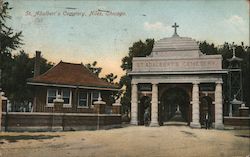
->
[0,135,60,143]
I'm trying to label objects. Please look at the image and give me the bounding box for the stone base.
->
[215,123,224,130]
[51,126,63,132]
[239,109,249,117]
[190,122,201,128]
[130,120,138,125]
[149,121,159,127]
[1,126,63,132]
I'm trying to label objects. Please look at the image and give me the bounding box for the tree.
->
[199,41,250,107]
[119,39,154,113]
[101,73,118,84]
[0,2,53,108]
[6,50,53,111]
[85,61,102,77]
[0,1,23,54]
[199,41,218,55]
[0,1,22,97]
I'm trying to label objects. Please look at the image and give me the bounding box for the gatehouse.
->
[128,23,227,129]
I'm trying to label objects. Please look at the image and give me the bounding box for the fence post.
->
[239,103,249,117]
[52,95,64,131]
[112,99,121,114]
[94,94,106,130]
[0,92,6,131]
[94,94,106,114]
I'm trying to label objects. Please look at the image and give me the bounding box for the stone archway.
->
[159,87,190,125]
[138,96,151,125]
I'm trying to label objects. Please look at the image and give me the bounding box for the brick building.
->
[27,51,120,113]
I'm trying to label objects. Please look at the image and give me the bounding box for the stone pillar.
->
[94,93,106,114]
[112,99,121,114]
[239,104,249,117]
[150,83,159,127]
[94,94,106,130]
[215,81,224,129]
[51,95,64,131]
[130,83,138,125]
[190,82,201,128]
[229,103,233,117]
[53,94,64,113]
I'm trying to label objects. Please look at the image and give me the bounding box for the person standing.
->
[144,107,150,126]
[205,112,210,129]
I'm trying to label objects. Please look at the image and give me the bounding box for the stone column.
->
[215,81,224,129]
[150,83,159,127]
[190,82,201,128]
[130,83,138,125]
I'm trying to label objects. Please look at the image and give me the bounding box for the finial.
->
[172,22,179,37]
[98,92,102,101]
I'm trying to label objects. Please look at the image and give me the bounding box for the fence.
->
[224,116,250,128]
[1,112,121,131]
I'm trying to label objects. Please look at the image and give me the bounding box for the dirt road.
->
[0,126,249,157]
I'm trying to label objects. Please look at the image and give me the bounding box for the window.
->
[91,91,100,106]
[47,89,57,104]
[78,92,88,108]
[62,89,70,104]
[47,89,72,107]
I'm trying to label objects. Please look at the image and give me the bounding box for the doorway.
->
[138,96,151,125]
[159,87,190,125]
[200,96,213,127]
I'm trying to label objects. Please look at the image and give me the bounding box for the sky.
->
[7,0,250,79]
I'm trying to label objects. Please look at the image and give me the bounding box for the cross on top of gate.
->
[172,22,179,37]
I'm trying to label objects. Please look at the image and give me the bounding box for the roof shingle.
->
[27,61,119,90]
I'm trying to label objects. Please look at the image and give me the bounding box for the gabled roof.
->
[27,61,119,90]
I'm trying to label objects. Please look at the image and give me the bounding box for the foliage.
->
[219,42,249,105]
[0,1,23,98]
[200,41,250,105]
[101,73,118,84]
[119,39,154,113]
[121,39,155,71]
[1,50,53,110]
[0,2,53,110]
[0,1,23,54]
[199,41,218,55]
[85,61,102,77]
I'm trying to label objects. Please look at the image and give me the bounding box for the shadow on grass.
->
[235,135,250,138]
[181,131,197,138]
[0,135,60,143]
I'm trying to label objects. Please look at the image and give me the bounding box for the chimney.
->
[34,51,41,77]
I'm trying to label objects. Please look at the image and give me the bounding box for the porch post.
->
[150,83,159,127]
[190,82,201,128]
[130,82,138,125]
[215,81,224,129]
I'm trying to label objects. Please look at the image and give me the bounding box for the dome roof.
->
[151,36,202,58]
[150,23,203,58]
[153,36,199,51]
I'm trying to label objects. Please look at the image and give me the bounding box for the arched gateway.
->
[128,23,227,129]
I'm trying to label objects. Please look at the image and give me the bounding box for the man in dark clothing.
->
[144,107,150,126]
[205,112,210,129]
